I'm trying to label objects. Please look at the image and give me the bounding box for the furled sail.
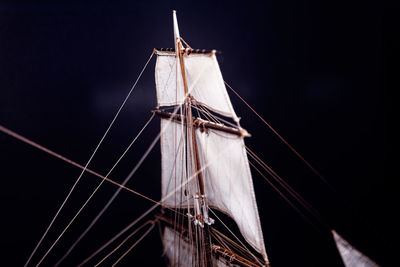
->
[155,50,239,121]
[332,230,379,267]
[159,118,268,261]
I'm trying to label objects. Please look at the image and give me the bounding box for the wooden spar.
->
[174,15,204,200]
[177,43,188,95]
[155,48,218,55]
[212,245,261,267]
[153,110,250,137]
[173,10,213,267]
[190,109,205,195]
[176,40,206,195]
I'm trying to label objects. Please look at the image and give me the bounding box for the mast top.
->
[172,10,181,54]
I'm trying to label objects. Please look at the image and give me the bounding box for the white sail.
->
[332,230,379,267]
[163,226,230,267]
[160,118,189,207]
[155,50,239,121]
[158,11,267,264]
[163,226,194,266]
[160,118,268,261]
[195,127,267,261]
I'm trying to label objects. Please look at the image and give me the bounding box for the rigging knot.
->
[195,119,209,134]
[212,245,221,253]
[193,194,214,227]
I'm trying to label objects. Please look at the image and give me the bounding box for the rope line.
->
[226,81,393,250]
[77,133,237,266]
[246,146,323,223]
[23,51,155,267]
[0,124,189,218]
[209,209,264,266]
[94,220,156,266]
[35,114,155,266]
[248,160,319,232]
[211,228,256,262]
[224,81,332,188]
[112,223,156,266]
[54,119,165,266]
[77,201,158,266]
[71,50,215,266]
[56,93,191,265]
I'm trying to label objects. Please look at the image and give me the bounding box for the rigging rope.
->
[57,95,190,265]
[77,201,159,266]
[77,134,236,266]
[60,48,212,266]
[94,219,157,266]
[209,209,264,266]
[0,124,186,213]
[248,160,320,232]
[35,114,155,266]
[224,81,332,188]
[211,228,255,261]
[112,223,156,266]
[54,119,165,266]
[190,104,238,129]
[23,51,155,267]
[246,146,323,224]
[226,81,392,253]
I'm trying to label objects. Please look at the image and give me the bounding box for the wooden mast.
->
[173,10,213,267]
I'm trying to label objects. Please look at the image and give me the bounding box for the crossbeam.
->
[153,110,250,137]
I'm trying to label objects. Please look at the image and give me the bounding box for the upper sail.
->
[154,49,239,121]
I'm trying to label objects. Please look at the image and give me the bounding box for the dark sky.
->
[0,1,395,266]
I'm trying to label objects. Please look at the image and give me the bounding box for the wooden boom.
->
[152,110,250,138]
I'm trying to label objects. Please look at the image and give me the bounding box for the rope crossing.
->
[36,114,156,267]
[0,124,158,204]
[0,49,355,266]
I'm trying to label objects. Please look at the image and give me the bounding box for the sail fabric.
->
[332,230,379,267]
[155,50,238,121]
[160,118,189,208]
[163,226,194,266]
[160,118,268,261]
[195,127,267,261]
[163,226,230,267]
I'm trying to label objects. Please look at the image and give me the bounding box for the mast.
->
[173,10,213,267]
[173,13,205,197]
[156,11,268,266]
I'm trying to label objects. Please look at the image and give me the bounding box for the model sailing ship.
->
[0,10,383,267]
[153,11,378,267]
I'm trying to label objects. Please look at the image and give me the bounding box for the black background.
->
[0,1,396,266]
